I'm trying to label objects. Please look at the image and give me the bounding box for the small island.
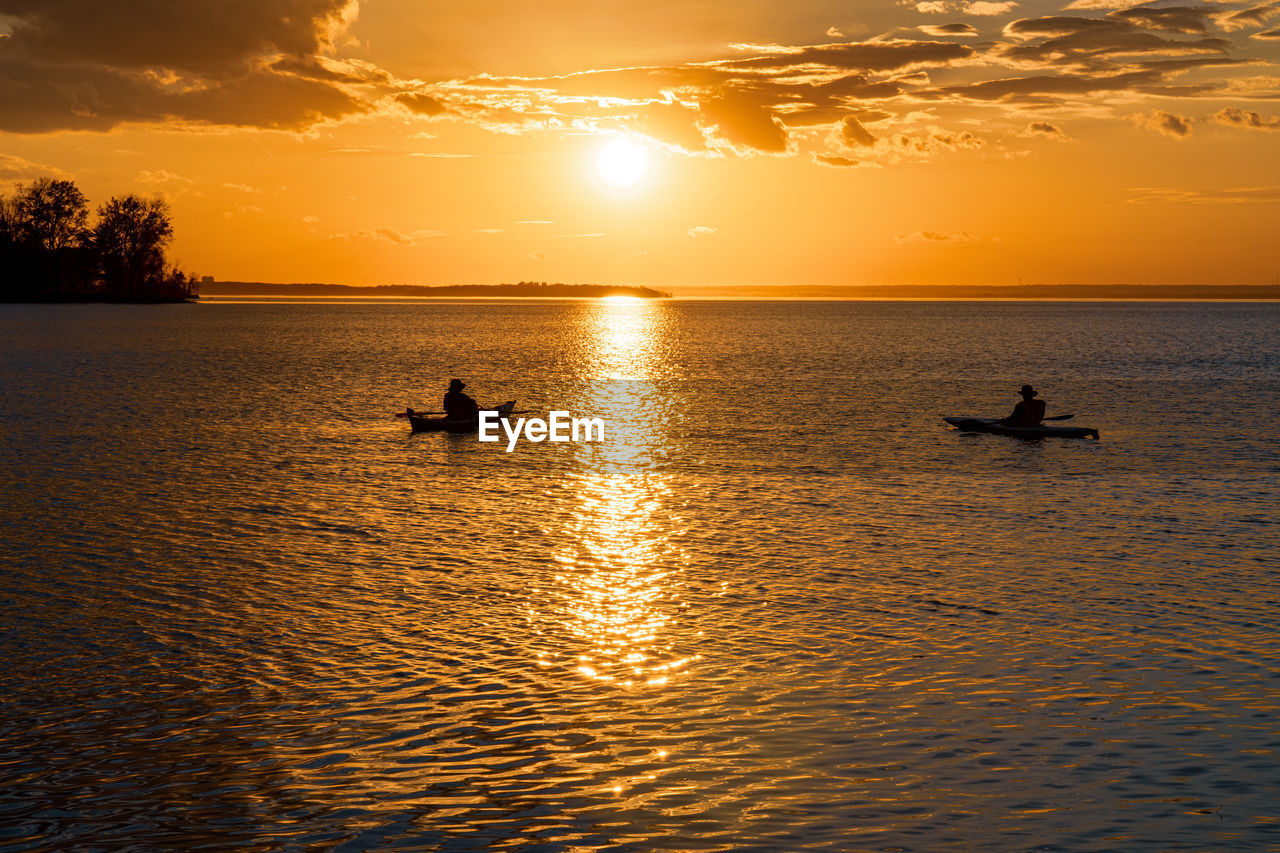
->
[1,178,196,303]
[201,280,671,299]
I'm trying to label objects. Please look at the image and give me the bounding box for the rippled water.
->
[2,299,1278,851]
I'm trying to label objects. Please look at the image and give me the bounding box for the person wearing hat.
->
[1001,384,1047,427]
[442,379,480,421]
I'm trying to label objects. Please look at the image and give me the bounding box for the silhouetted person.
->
[443,379,480,420]
[1002,384,1046,426]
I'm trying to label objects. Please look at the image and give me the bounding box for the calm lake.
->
[2,299,1278,851]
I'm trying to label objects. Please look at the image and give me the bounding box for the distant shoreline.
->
[193,282,1280,301]
[200,282,670,299]
[667,285,1280,300]
[1,294,196,304]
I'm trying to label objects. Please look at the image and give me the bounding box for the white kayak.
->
[944,417,1099,439]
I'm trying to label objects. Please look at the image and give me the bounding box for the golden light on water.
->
[544,299,696,688]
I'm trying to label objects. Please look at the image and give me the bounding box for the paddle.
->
[1043,414,1075,421]
[396,407,531,418]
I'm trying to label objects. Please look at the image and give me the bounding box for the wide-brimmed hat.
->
[448,379,466,390]
[1019,384,1038,397]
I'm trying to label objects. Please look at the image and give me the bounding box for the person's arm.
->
[1000,401,1025,426]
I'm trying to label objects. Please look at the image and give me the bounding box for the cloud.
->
[1217,2,1280,32]
[920,23,981,36]
[687,226,717,237]
[964,1,1018,15]
[397,92,449,116]
[896,230,978,243]
[1213,107,1280,129]
[917,2,948,12]
[634,99,708,153]
[998,16,1233,73]
[1128,186,1280,203]
[0,153,70,184]
[812,153,862,167]
[527,250,548,261]
[0,0,371,132]
[136,169,190,185]
[1063,0,1134,8]
[839,115,879,147]
[1254,27,1280,38]
[334,226,447,245]
[1133,110,1194,136]
[698,91,790,154]
[1026,120,1064,135]
[827,26,846,37]
[892,128,985,153]
[1109,6,1216,34]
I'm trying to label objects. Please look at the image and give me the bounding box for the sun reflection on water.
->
[539,299,697,688]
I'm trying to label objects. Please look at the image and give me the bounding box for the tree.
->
[94,194,174,297]
[1,178,91,296]
[13,178,89,253]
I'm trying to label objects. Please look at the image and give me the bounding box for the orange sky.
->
[2,0,1278,286]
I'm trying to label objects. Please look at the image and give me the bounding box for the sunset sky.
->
[2,0,1277,287]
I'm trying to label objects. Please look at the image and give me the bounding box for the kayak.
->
[944,417,1099,439]
[409,400,516,433]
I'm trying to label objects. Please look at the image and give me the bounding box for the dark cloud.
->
[1000,15,1232,71]
[1134,109,1194,136]
[0,0,369,132]
[919,23,981,36]
[0,58,364,133]
[928,69,1155,100]
[1108,6,1215,34]
[1254,27,1280,38]
[1213,106,1280,128]
[0,0,355,71]
[1217,2,1280,32]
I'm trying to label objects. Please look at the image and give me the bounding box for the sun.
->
[594,138,650,190]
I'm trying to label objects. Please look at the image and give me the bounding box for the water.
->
[2,299,1278,851]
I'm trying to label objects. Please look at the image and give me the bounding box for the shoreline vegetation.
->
[202,281,671,299]
[1,178,197,304]
[198,281,1280,301]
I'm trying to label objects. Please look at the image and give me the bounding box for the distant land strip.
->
[201,281,670,298]
[197,282,1280,300]
[668,285,1280,300]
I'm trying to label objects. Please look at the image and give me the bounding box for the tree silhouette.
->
[1,178,91,296]
[14,178,89,253]
[94,194,174,298]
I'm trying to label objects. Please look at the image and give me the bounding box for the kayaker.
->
[443,379,480,420]
[1001,384,1046,427]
